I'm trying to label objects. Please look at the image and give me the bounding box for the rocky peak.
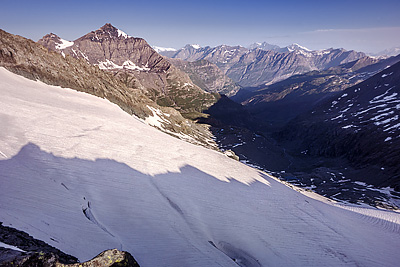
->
[38,33,74,51]
[41,33,60,41]
[286,43,311,52]
[78,23,133,42]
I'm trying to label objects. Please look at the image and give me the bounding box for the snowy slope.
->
[1,67,400,266]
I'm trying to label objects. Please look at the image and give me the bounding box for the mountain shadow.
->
[1,143,399,266]
[194,92,399,209]
[0,143,276,266]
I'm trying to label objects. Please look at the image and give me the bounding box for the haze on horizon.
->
[1,0,400,53]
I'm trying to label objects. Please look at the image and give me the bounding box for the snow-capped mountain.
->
[0,28,217,149]
[247,41,281,51]
[38,24,218,117]
[238,55,400,127]
[284,43,312,52]
[247,42,312,53]
[152,46,177,53]
[372,47,400,58]
[161,43,367,87]
[1,66,400,266]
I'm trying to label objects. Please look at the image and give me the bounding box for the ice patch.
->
[0,241,26,252]
[144,105,170,128]
[97,59,122,70]
[381,72,393,78]
[353,104,387,117]
[342,125,354,129]
[153,46,177,53]
[97,60,150,71]
[122,60,150,71]
[79,51,89,61]
[370,88,397,104]
[370,111,395,121]
[55,38,74,50]
[117,29,131,39]
[383,122,400,132]
[374,115,398,126]
[331,114,343,121]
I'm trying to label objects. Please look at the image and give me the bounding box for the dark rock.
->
[58,249,140,267]
[0,248,139,267]
[0,222,77,264]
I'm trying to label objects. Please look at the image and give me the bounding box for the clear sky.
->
[1,0,400,53]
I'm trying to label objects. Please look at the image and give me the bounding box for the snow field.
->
[1,67,400,266]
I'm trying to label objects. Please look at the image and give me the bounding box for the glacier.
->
[1,67,400,266]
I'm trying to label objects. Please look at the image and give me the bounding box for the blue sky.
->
[1,0,400,53]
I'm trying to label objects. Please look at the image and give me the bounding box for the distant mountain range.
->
[159,43,367,87]
[234,55,400,129]
[371,47,400,58]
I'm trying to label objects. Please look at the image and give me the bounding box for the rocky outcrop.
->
[38,24,218,117]
[0,222,78,266]
[0,248,139,267]
[59,249,140,267]
[0,223,139,267]
[168,58,240,97]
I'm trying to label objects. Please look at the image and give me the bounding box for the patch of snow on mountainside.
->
[55,38,74,50]
[293,43,312,51]
[324,67,400,143]
[122,60,150,71]
[97,59,150,71]
[286,43,312,52]
[144,105,169,128]
[153,46,177,53]
[97,59,122,70]
[117,29,130,39]
[0,242,26,252]
[1,67,400,267]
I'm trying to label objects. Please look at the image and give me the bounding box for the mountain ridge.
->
[276,61,400,193]
[1,28,217,149]
[38,23,219,117]
[161,43,367,87]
